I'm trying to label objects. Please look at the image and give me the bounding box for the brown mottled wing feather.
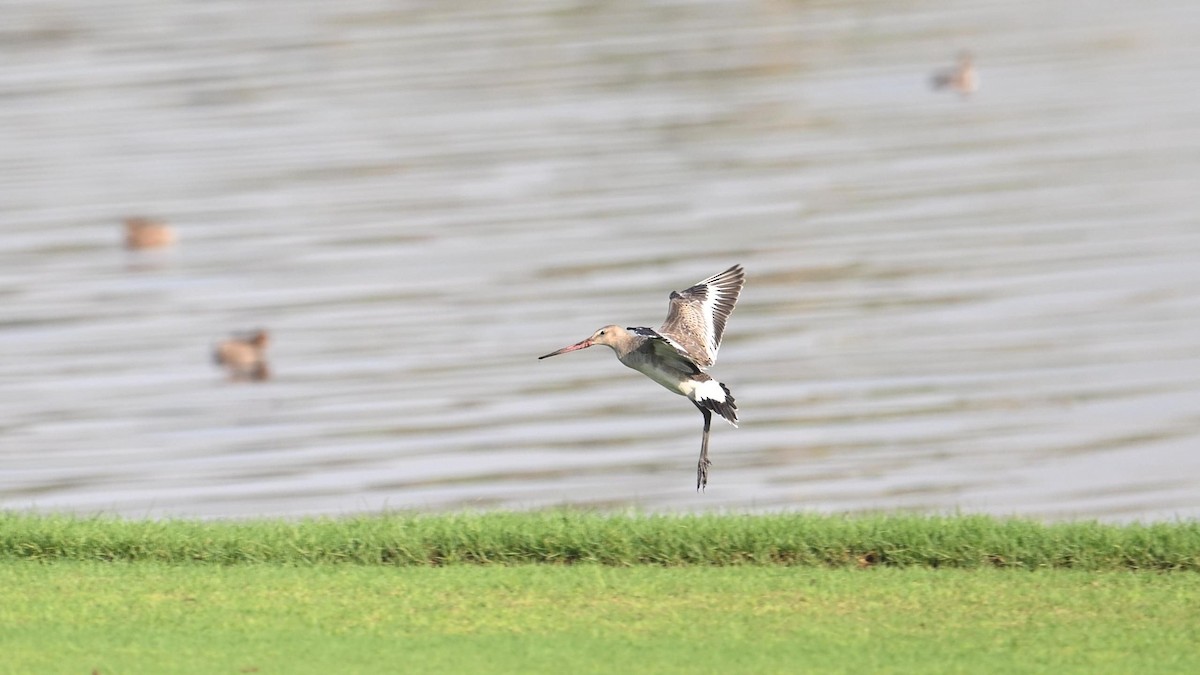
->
[632,329,703,375]
[659,264,744,369]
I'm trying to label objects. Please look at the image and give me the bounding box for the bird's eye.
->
[599,330,606,335]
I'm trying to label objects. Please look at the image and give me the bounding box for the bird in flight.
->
[539,264,745,490]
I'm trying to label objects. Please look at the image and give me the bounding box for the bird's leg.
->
[696,406,712,491]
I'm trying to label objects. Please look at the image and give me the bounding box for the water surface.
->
[2,0,1199,520]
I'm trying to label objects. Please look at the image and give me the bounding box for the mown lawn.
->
[3,562,1198,674]
[4,511,1198,569]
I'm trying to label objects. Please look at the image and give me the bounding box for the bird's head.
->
[538,325,625,359]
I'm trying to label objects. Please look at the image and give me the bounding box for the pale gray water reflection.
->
[2,0,1199,520]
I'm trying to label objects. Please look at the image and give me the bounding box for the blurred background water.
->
[2,0,1198,520]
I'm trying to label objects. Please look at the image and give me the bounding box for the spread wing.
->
[627,326,701,374]
[658,264,744,369]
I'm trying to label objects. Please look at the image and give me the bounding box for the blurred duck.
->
[213,330,270,381]
[931,51,978,96]
[124,217,176,249]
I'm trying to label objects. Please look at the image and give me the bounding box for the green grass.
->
[2,562,1198,674]
[2,511,1198,569]
[3,513,1198,673]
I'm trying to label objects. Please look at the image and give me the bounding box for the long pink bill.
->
[538,338,593,360]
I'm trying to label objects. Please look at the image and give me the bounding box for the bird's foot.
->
[696,457,712,492]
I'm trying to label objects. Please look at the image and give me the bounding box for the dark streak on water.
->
[2,0,1199,520]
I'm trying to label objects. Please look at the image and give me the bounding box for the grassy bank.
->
[2,511,1198,569]
[2,562,1198,674]
[5,513,1198,673]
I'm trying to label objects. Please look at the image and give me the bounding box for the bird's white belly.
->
[639,365,689,395]
[620,356,690,397]
[621,356,721,403]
